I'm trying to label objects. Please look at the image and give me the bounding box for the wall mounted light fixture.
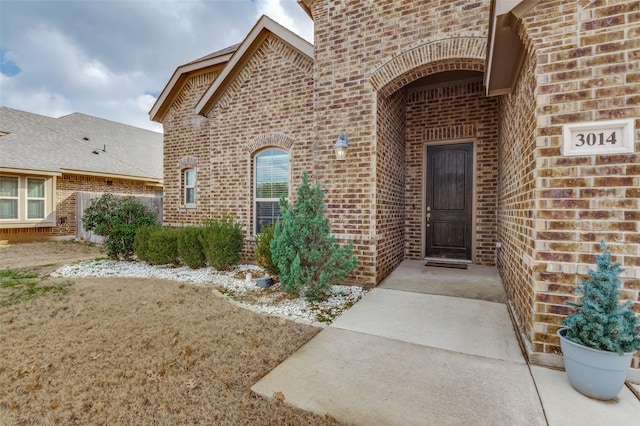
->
[334,132,348,161]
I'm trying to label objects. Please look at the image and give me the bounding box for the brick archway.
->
[371,35,494,283]
[369,36,487,97]
[243,132,296,154]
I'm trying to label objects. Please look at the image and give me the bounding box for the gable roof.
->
[149,44,239,123]
[195,15,314,116]
[0,107,163,183]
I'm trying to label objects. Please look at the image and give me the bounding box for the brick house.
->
[151,1,639,376]
[0,107,163,242]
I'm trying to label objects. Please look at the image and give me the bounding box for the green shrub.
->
[133,225,159,262]
[254,224,279,278]
[177,226,206,268]
[271,171,357,301]
[82,194,159,259]
[199,216,244,270]
[145,227,179,265]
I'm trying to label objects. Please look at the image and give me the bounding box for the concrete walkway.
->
[253,261,640,425]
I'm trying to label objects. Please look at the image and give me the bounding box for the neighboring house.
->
[0,107,163,242]
[150,1,639,376]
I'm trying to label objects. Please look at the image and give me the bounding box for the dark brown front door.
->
[425,142,473,260]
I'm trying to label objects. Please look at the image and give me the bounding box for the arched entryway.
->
[370,36,499,283]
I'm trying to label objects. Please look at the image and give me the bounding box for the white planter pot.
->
[558,327,635,400]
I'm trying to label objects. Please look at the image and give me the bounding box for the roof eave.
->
[297,0,313,19]
[60,168,163,184]
[195,15,314,117]
[149,53,235,123]
[484,0,541,97]
[0,167,61,177]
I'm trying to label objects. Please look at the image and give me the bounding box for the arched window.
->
[254,149,288,233]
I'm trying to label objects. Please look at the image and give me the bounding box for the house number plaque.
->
[562,118,635,157]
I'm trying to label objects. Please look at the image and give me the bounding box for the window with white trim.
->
[27,178,45,219]
[183,168,195,205]
[0,174,54,224]
[254,149,288,234]
[0,176,19,219]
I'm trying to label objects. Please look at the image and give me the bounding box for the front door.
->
[425,142,473,260]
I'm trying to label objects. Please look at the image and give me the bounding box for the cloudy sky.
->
[0,0,313,133]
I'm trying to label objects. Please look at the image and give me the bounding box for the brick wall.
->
[162,34,315,264]
[162,70,220,226]
[375,89,406,282]
[309,0,491,285]
[498,0,640,369]
[207,34,314,235]
[158,1,492,286]
[497,51,538,348]
[405,80,498,265]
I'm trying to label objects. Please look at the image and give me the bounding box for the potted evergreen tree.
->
[558,241,640,400]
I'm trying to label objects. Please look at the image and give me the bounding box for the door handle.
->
[426,212,431,227]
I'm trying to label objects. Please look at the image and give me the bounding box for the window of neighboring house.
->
[0,176,19,219]
[184,168,196,205]
[27,178,45,219]
[255,149,289,234]
[0,175,52,223]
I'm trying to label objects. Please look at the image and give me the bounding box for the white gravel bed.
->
[54,259,366,324]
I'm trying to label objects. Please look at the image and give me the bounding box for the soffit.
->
[407,70,483,91]
[297,0,313,19]
[485,0,541,96]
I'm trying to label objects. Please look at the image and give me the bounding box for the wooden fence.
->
[76,192,163,244]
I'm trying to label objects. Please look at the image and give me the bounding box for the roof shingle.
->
[0,107,163,182]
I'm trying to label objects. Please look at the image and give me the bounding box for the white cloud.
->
[127,94,163,132]
[0,0,313,132]
[256,0,314,42]
[1,86,73,121]
[257,0,295,27]
[81,61,111,86]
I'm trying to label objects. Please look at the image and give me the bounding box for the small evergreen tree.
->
[83,194,159,259]
[562,241,640,355]
[271,171,357,301]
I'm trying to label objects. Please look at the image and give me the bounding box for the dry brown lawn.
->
[0,241,335,425]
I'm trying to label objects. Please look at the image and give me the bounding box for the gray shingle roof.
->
[0,107,163,181]
[186,43,240,65]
